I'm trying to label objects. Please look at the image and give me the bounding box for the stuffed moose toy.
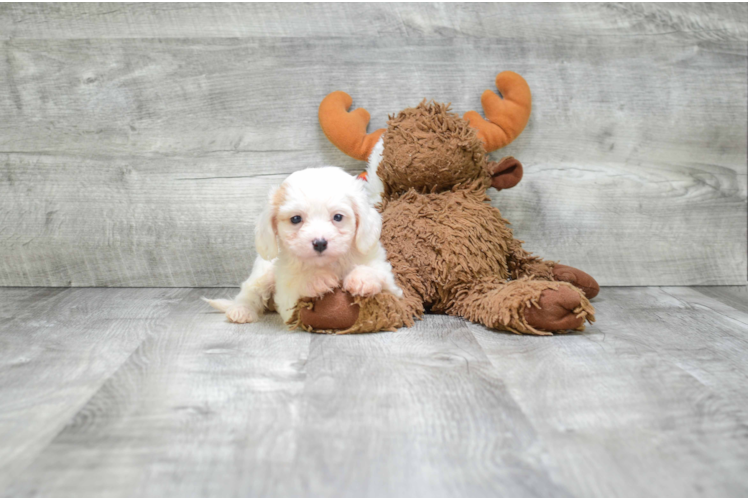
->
[290,71,599,335]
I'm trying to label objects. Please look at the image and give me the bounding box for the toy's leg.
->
[289,250,425,334]
[290,288,361,331]
[341,283,422,334]
[448,276,595,335]
[507,238,600,299]
[288,282,422,334]
[551,264,600,299]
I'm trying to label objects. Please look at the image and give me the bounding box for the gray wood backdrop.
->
[0,3,746,287]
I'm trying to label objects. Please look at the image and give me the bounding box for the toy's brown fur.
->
[298,83,599,335]
[378,101,491,194]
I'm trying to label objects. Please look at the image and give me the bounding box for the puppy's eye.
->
[333,214,343,222]
[290,215,302,224]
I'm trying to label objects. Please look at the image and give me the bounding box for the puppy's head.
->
[255,166,381,265]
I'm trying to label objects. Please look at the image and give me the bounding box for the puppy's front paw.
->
[303,272,340,298]
[226,305,257,324]
[343,267,384,297]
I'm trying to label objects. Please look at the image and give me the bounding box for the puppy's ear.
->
[351,183,381,255]
[255,187,280,260]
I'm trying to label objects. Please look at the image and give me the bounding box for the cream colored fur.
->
[205,166,401,324]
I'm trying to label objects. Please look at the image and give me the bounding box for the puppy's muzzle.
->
[312,239,328,253]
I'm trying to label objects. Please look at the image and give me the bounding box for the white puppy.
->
[205,166,402,325]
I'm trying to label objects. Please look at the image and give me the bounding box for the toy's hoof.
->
[524,287,586,332]
[552,264,600,299]
[299,288,360,331]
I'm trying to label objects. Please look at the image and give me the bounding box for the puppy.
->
[205,166,402,325]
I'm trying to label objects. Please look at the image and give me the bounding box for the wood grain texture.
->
[0,287,193,492]
[692,285,748,314]
[0,3,746,286]
[469,287,748,497]
[0,3,746,41]
[5,289,315,497]
[2,286,748,496]
[4,306,566,497]
[282,316,564,497]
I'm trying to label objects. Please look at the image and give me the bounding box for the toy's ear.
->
[255,187,280,260]
[487,157,523,190]
[350,183,381,254]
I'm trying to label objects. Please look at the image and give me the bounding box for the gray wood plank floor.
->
[1,287,747,497]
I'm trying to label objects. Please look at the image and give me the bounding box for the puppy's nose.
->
[312,239,328,253]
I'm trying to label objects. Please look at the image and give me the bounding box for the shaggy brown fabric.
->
[378,102,492,196]
[450,277,594,335]
[288,287,418,335]
[507,238,557,281]
[373,103,593,334]
[379,182,513,312]
[300,99,598,335]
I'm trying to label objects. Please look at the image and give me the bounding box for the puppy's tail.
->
[202,297,233,313]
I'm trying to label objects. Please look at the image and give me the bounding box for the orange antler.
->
[463,71,532,152]
[318,91,385,161]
